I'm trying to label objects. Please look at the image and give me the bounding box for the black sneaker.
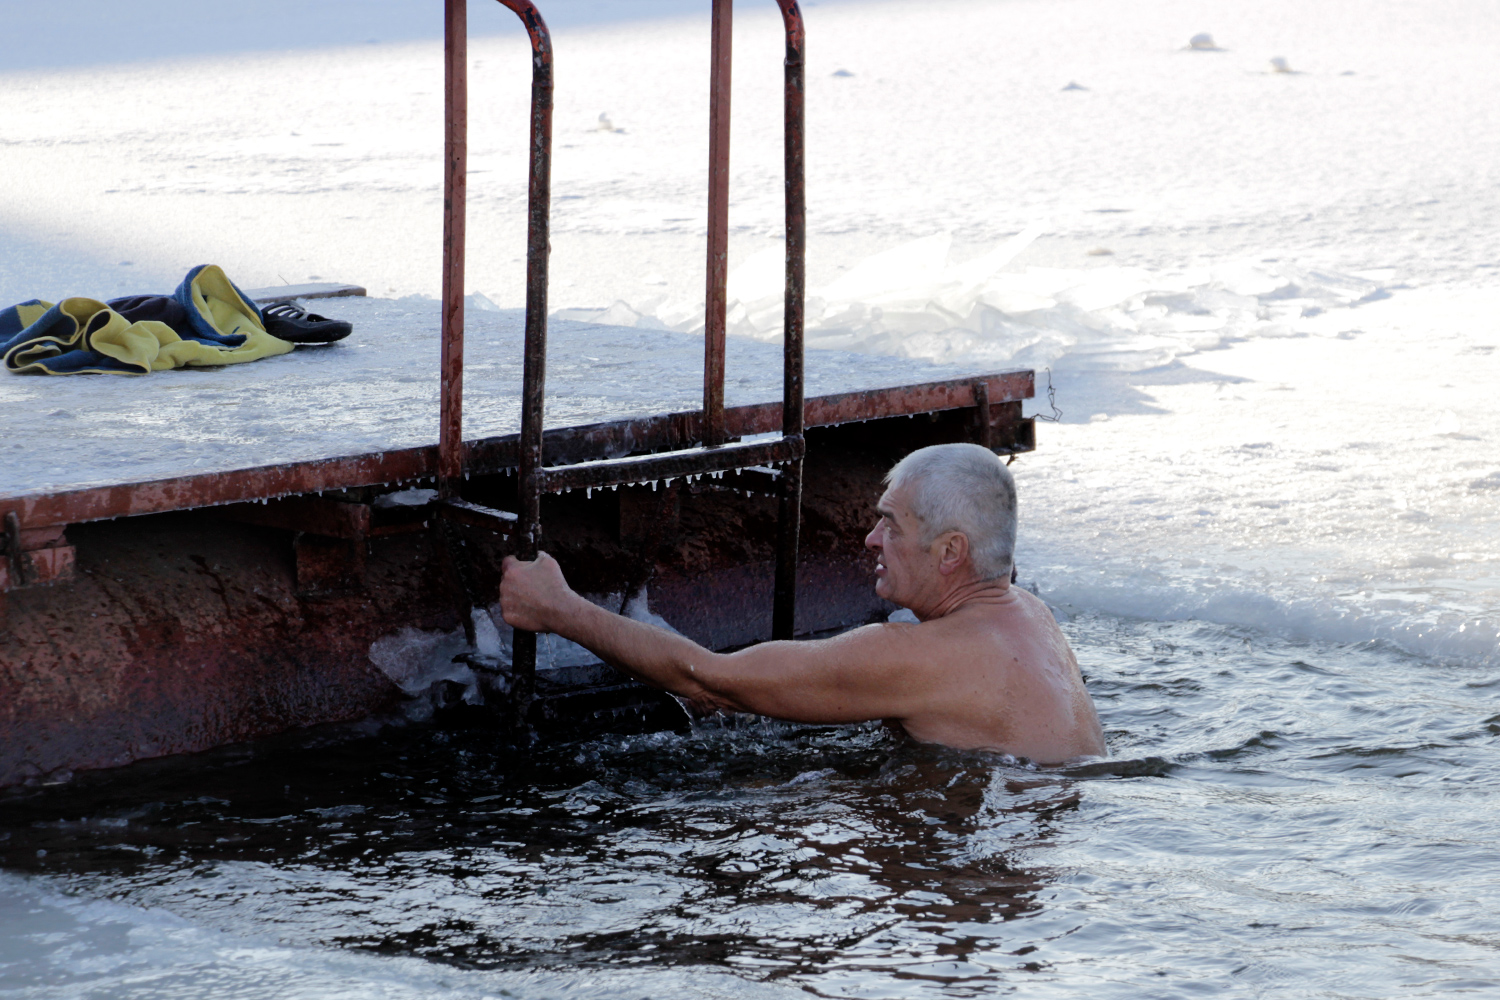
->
[262,301,354,344]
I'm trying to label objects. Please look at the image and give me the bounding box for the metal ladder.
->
[434,0,808,707]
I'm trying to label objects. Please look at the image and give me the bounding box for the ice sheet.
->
[569,235,1393,373]
[1015,285,1500,671]
[4,0,1497,311]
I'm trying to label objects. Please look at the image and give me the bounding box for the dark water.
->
[2,613,1499,998]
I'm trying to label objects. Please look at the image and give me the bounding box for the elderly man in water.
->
[499,443,1106,765]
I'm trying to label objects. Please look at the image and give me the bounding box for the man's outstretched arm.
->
[499,553,931,724]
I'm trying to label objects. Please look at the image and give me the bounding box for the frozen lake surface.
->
[2,0,1499,994]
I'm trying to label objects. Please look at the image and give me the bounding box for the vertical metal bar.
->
[439,0,468,499]
[703,0,733,446]
[500,0,553,563]
[973,379,994,451]
[771,0,805,641]
[2,513,26,589]
[497,0,554,727]
[772,461,802,639]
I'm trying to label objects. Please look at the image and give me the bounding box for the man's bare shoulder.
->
[818,594,1039,653]
[1002,588,1079,658]
[813,618,937,666]
[947,587,1066,644]
[1008,585,1063,623]
[808,609,1010,687]
[800,619,960,691]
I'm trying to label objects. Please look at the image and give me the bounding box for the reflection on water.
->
[3,613,1499,998]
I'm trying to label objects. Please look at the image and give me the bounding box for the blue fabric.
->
[0,300,44,345]
[0,300,144,374]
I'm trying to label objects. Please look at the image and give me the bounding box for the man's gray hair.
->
[884,443,1017,581]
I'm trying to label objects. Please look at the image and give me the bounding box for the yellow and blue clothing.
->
[0,265,293,375]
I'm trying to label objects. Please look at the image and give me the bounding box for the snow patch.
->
[367,624,477,711]
[560,232,1389,374]
[372,487,436,508]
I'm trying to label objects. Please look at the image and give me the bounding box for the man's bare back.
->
[873,588,1104,761]
[498,445,1105,765]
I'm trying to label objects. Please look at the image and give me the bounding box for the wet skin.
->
[500,482,1106,765]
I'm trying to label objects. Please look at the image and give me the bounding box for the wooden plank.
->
[244,282,367,304]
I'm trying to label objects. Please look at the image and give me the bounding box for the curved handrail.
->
[495,0,554,565]
[439,1,552,559]
[440,0,553,716]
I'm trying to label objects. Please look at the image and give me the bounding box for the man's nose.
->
[863,524,881,550]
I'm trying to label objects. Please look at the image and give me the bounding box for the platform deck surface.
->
[2,295,986,501]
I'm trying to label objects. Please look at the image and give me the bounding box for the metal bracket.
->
[1,512,75,593]
[974,379,994,452]
[293,532,366,595]
[218,495,372,539]
[2,512,23,590]
[434,497,519,536]
[215,494,432,596]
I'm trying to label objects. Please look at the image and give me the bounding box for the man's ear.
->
[935,531,970,577]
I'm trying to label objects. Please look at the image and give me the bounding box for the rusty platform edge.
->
[1,370,1034,529]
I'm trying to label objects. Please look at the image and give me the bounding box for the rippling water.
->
[4,613,1497,998]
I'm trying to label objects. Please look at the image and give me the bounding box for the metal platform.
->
[0,369,1032,531]
[0,0,1039,786]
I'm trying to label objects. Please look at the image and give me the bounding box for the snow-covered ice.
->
[0,296,980,497]
[1019,285,1500,670]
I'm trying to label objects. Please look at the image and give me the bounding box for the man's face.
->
[864,483,938,609]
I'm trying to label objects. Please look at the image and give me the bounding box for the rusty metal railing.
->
[769,0,806,641]
[437,0,809,700]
